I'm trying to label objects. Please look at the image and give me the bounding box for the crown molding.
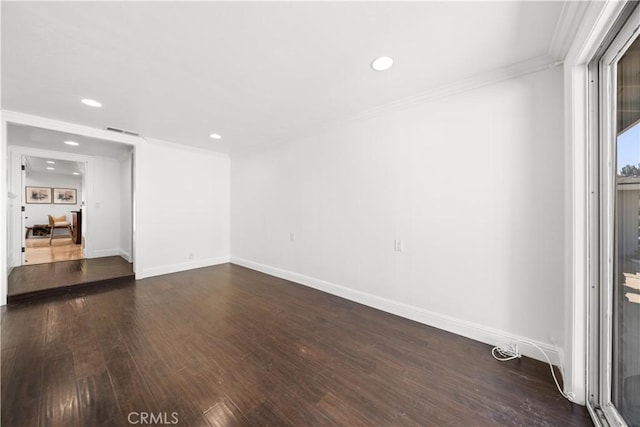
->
[351,54,561,124]
[548,1,592,61]
[230,54,563,159]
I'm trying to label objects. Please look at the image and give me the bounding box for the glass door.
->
[595,5,640,426]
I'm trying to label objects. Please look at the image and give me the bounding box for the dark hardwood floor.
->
[8,256,134,301]
[1,263,592,426]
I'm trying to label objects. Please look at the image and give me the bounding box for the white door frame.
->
[1,110,143,306]
[563,0,630,407]
[9,146,93,263]
[590,4,640,426]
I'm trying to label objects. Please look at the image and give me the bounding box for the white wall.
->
[24,171,82,228]
[2,116,231,303]
[89,156,122,258]
[135,138,230,278]
[6,145,22,271]
[231,66,565,364]
[119,152,133,261]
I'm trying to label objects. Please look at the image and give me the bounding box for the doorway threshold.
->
[7,256,134,303]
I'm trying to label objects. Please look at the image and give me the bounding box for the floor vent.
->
[105,126,140,137]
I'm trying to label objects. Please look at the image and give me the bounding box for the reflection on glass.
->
[613,35,640,426]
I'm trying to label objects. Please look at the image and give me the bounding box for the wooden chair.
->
[48,214,73,245]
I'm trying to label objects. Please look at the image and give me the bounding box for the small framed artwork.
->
[53,188,77,204]
[25,186,52,204]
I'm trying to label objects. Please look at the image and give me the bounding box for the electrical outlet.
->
[188,252,194,260]
[290,233,296,242]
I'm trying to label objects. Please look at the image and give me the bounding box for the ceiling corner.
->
[548,1,592,61]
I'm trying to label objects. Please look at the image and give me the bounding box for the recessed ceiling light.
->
[46,167,55,170]
[46,160,55,164]
[72,172,80,176]
[81,98,102,107]
[371,56,394,71]
[64,140,79,146]
[209,133,222,140]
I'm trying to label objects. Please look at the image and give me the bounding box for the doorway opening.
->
[23,155,85,265]
[6,123,135,300]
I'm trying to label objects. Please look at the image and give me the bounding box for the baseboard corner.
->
[229,256,560,366]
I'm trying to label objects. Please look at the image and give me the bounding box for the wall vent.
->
[105,126,140,137]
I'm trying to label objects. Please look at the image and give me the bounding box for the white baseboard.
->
[230,256,561,366]
[119,249,131,262]
[10,254,20,270]
[87,248,121,258]
[139,256,229,279]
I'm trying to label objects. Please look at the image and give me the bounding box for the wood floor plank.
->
[1,347,17,398]
[2,263,593,426]
[8,256,133,298]
[105,352,160,421]
[40,352,81,427]
[202,397,249,427]
[24,237,84,266]
[76,370,123,427]
[2,332,45,427]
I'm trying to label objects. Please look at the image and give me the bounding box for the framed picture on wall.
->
[25,186,52,204]
[53,188,77,204]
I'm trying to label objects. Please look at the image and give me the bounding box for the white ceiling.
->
[25,156,84,177]
[2,1,568,154]
[8,123,133,159]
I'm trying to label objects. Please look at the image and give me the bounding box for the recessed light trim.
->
[81,98,102,107]
[46,160,55,164]
[209,133,222,140]
[371,56,394,71]
[64,140,80,146]
[46,167,55,170]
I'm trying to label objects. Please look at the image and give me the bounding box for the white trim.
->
[563,0,629,407]
[6,148,21,273]
[233,55,563,156]
[132,143,141,278]
[595,6,640,425]
[88,249,121,259]
[119,250,131,263]
[138,256,230,279]
[119,150,134,265]
[231,257,561,366]
[1,113,7,306]
[9,145,95,264]
[351,55,561,122]
[548,2,592,61]
[2,110,140,147]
